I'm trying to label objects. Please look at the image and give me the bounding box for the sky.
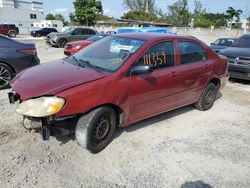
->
[42,0,250,20]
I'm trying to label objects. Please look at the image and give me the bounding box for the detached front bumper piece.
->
[24,116,78,140]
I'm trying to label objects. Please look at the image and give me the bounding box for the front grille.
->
[227,56,250,66]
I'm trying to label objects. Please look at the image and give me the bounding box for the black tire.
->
[36,33,41,37]
[194,83,218,111]
[8,31,16,38]
[0,63,14,89]
[58,39,67,48]
[75,107,117,153]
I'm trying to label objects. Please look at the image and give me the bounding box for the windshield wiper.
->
[78,59,102,73]
[71,56,85,68]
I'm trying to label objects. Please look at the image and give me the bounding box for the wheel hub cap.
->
[95,119,109,140]
[0,66,11,88]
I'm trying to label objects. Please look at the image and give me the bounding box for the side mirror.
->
[131,64,153,76]
[210,43,214,45]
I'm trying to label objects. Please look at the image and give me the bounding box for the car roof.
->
[115,32,196,41]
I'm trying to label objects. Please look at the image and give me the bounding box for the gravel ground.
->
[0,39,250,188]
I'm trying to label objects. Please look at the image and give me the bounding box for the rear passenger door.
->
[129,41,179,123]
[69,28,83,42]
[79,29,96,40]
[176,40,213,106]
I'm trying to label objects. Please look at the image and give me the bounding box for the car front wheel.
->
[0,63,14,89]
[194,83,218,111]
[75,107,117,153]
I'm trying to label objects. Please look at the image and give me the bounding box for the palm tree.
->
[226,7,243,28]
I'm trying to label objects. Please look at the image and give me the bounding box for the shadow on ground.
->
[229,78,250,85]
[180,180,213,188]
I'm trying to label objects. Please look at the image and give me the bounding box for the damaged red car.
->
[9,33,228,153]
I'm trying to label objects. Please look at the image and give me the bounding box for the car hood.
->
[219,47,250,57]
[67,40,93,46]
[209,45,227,50]
[10,60,107,100]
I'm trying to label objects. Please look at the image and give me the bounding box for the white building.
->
[0,0,44,34]
[33,20,63,32]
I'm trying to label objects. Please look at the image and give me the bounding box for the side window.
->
[136,41,174,70]
[178,41,207,64]
[81,29,89,35]
[87,29,96,34]
[73,28,82,35]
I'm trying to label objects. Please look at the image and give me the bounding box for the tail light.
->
[17,48,37,55]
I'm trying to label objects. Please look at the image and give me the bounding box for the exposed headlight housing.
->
[16,96,65,117]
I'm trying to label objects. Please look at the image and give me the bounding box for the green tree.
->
[121,10,160,21]
[167,0,191,26]
[54,14,65,23]
[193,0,205,19]
[73,0,102,26]
[194,13,227,28]
[45,13,55,20]
[123,0,155,13]
[226,7,243,28]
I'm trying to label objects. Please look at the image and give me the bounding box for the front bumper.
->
[228,64,250,80]
[24,116,78,140]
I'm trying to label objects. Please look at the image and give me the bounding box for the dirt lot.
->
[0,38,250,188]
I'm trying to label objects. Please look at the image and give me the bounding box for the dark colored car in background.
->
[219,34,250,80]
[64,33,111,56]
[9,33,228,153]
[0,35,40,89]
[0,24,19,38]
[31,28,58,37]
[46,28,98,48]
[209,37,235,53]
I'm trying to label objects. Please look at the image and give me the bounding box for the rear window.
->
[231,36,250,48]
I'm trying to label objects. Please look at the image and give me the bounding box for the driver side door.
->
[129,41,180,123]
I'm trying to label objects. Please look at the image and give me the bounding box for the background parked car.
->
[0,35,40,89]
[46,28,98,48]
[64,33,111,56]
[209,37,235,53]
[0,24,19,38]
[31,28,58,37]
[219,34,250,80]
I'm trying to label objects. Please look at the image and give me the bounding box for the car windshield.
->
[65,36,145,72]
[87,34,107,42]
[63,28,74,34]
[231,37,250,48]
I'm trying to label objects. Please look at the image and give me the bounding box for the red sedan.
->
[64,33,110,56]
[9,33,228,153]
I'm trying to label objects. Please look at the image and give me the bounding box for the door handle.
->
[171,71,179,78]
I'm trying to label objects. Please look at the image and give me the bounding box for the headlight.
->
[16,96,65,117]
[74,45,82,50]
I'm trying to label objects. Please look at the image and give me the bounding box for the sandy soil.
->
[0,39,249,188]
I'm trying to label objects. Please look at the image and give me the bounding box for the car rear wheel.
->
[8,31,16,38]
[0,63,14,89]
[75,107,117,153]
[58,39,67,48]
[194,83,218,111]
